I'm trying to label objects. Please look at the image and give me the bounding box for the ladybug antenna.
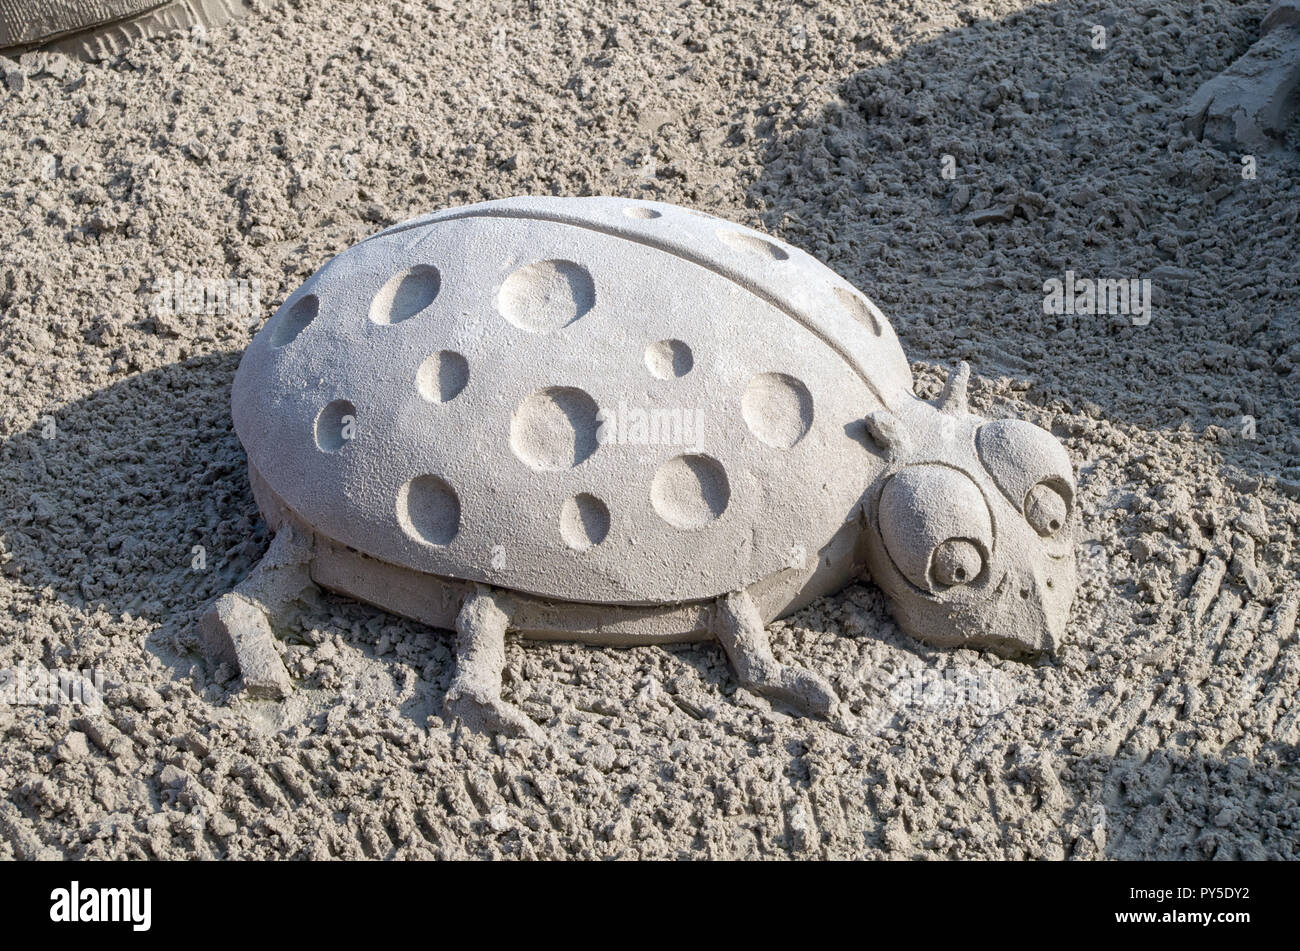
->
[864,410,910,459]
[938,361,970,415]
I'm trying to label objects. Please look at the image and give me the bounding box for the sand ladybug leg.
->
[199,524,313,700]
[443,586,544,741]
[713,590,838,716]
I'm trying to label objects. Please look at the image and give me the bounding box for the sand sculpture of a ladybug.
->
[202,197,1078,738]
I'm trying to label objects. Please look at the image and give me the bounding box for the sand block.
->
[1185,1,1300,150]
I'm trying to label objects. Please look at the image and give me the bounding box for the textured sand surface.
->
[1,0,1298,859]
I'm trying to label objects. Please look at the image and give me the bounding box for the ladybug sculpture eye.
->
[931,538,983,587]
[1024,480,1069,537]
[976,419,1076,531]
[877,465,992,594]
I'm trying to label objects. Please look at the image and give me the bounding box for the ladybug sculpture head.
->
[862,363,1077,656]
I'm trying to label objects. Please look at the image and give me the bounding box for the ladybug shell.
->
[232,197,913,604]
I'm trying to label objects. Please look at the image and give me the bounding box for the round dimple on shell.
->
[314,399,356,453]
[416,350,469,403]
[269,293,318,347]
[497,259,595,333]
[559,493,611,551]
[370,264,440,324]
[717,230,789,260]
[834,287,884,335]
[644,339,693,379]
[650,454,730,529]
[741,372,814,449]
[623,206,661,219]
[509,386,601,471]
[397,475,460,546]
